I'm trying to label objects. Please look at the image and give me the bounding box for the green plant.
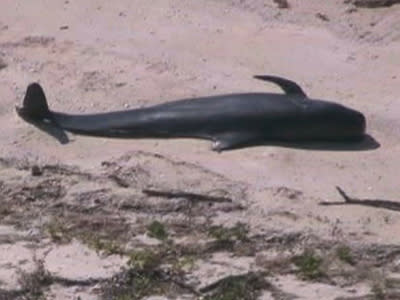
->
[81,233,124,255]
[44,218,71,243]
[147,220,168,241]
[208,222,249,242]
[336,245,355,265]
[293,250,324,280]
[127,249,161,272]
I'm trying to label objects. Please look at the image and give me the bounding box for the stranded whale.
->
[16,75,366,151]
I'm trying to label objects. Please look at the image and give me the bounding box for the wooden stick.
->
[319,187,400,212]
[142,188,232,203]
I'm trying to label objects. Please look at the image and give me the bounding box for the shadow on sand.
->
[249,134,380,151]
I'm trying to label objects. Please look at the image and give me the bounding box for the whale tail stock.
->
[16,83,52,122]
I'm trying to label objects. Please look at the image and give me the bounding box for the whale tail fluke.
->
[16,83,52,121]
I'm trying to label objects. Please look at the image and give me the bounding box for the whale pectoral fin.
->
[212,132,259,152]
[253,75,307,97]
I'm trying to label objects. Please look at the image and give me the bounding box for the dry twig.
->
[319,187,400,212]
[142,189,232,203]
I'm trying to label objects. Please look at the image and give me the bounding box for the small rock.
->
[345,7,358,13]
[59,25,69,30]
[115,82,126,88]
[0,59,6,70]
[316,13,330,22]
[359,31,371,39]
[273,0,290,9]
[31,165,43,176]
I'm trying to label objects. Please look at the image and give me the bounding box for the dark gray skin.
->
[16,75,366,151]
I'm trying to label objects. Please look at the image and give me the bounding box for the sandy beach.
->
[0,0,399,299]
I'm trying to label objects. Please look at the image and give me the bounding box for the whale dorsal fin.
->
[253,75,307,97]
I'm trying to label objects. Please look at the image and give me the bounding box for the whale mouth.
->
[343,110,366,137]
[357,111,367,134]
